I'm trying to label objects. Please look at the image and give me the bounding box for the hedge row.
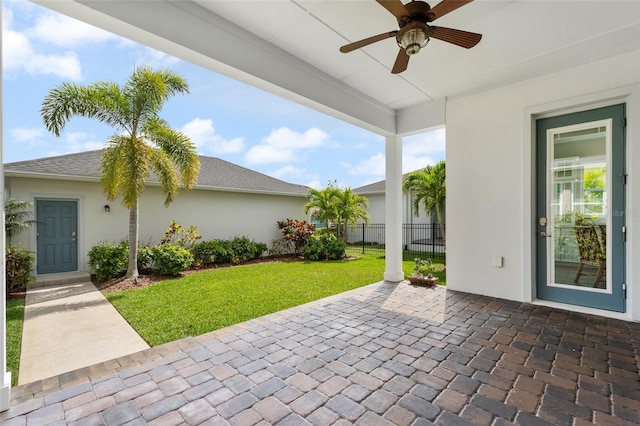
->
[88,235,267,281]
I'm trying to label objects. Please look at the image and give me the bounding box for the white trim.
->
[531,300,631,321]
[384,135,404,282]
[523,84,640,320]
[4,171,308,198]
[0,4,12,410]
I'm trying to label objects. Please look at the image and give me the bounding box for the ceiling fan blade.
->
[428,0,473,21]
[391,48,410,74]
[340,31,397,53]
[430,26,482,48]
[376,0,410,20]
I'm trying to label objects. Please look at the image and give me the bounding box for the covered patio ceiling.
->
[32,0,640,136]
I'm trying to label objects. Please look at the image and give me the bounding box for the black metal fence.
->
[345,223,445,259]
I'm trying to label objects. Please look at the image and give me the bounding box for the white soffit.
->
[31,0,640,136]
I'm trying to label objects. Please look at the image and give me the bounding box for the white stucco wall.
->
[360,192,433,225]
[6,177,307,272]
[446,50,640,319]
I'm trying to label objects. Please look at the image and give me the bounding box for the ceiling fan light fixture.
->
[397,22,430,55]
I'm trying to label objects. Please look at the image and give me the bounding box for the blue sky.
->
[2,0,445,189]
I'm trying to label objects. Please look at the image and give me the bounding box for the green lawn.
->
[6,298,25,387]
[107,253,446,346]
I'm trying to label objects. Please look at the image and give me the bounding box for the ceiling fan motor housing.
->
[397,1,435,26]
[396,2,434,55]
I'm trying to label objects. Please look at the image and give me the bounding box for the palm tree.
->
[304,183,340,228]
[403,160,446,244]
[41,66,200,281]
[5,199,37,241]
[304,183,369,242]
[333,187,369,242]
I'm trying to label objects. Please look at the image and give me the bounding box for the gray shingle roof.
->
[353,170,423,194]
[4,150,308,196]
[353,179,385,194]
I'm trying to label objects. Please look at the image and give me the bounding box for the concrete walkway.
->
[19,273,149,385]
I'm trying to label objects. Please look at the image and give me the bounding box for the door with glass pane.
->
[536,104,625,312]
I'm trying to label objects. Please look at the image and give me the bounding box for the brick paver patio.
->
[2,281,639,425]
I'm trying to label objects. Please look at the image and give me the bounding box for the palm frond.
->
[101,141,127,201]
[149,149,179,206]
[41,82,129,136]
[5,199,37,238]
[143,117,200,190]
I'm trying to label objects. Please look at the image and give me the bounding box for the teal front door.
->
[536,104,626,312]
[36,200,78,274]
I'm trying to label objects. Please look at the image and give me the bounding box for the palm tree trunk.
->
[126,203,139,281]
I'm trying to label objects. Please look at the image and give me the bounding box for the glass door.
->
[536,104,625,312]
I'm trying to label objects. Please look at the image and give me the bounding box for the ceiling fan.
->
[340,0,482,74]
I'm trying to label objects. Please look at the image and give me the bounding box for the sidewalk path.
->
[19,280,149,385]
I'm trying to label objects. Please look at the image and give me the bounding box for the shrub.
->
[137,244,154,272]
[269,238,295,257]
[277,219,315,255]
[254,242,268,258]
[324,235,346,260]
[5,246,35,293]
[193,239,234,265]
[152,244,194,276]
[161,220,202,249]
[193,240,215,266]
[303,234,346,261]
[230,236,258,263]
[88,241,128,281]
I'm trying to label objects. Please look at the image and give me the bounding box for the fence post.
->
[361,223,365,254]
[431,224,436,257]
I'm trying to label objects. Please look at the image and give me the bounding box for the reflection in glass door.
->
[536,104,625,312]
[550,124,608,289]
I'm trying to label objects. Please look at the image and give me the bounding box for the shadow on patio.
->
[3,280,639,425]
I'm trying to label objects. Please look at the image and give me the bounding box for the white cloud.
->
[402,129,445,173]
[341,128,445,181]
[245,127,329,165]
[45,132,104,157]
[347,153,386,177]
[181,118,244,155]
[136,47,181,68]
[10,127,45,143]
[271,165,307,180]
[26,12,117,48]
[306,180,323,190]
[3,26,82,80]
[404,128,446,156]
[403,155,437,174]
[2,5,83,80]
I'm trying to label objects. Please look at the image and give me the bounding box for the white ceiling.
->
[33,0,640,135]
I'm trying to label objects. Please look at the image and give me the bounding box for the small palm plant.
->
[409,257,438,286]
[5,199,37,242]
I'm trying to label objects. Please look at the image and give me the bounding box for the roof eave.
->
[5,171,308,197]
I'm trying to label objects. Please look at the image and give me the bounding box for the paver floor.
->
[4,280,640,425]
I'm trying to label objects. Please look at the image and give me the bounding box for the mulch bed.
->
[94,255,304,293]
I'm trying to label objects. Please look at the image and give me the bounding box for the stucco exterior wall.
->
[365,192,433,225]
[6,177,307,273]
[446,50,640,319]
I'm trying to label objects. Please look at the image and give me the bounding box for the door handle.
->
[540,231,552,238]
[72,231,77,242]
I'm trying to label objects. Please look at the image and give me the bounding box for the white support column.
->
[0,5,12,411]
[384,135,404,282]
